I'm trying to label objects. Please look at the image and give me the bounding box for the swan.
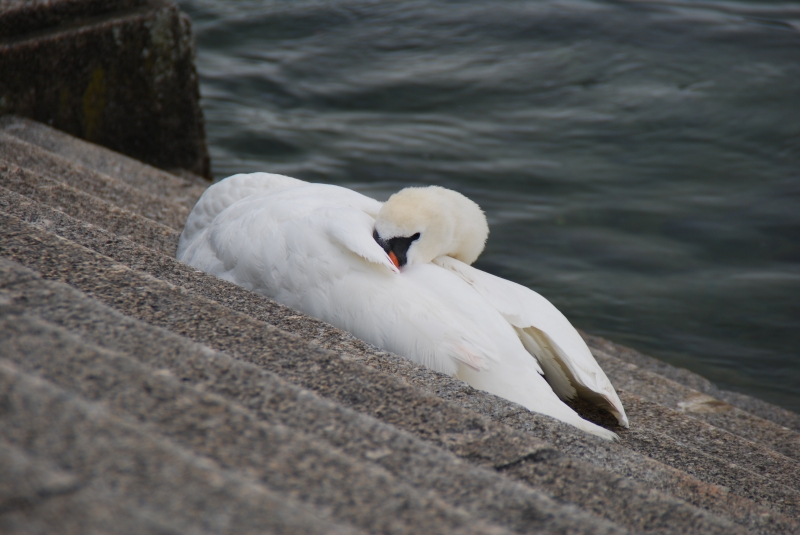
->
[177,172,628,440]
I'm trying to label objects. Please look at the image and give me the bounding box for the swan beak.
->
[389,251,400,268]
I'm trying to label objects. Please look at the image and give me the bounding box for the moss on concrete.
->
[82,67,107,141]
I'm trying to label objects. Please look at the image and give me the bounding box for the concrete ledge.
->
[0,182,796,533]
[0,261,626,535]
[3,120,800,534]
[0,0,148,40]
[0,211,757,535]
[0,313,509,535]
[0,0,209,176]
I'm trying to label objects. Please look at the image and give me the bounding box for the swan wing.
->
[179,182,396,283]
[178,172,308,256]
[398,263,618,439]
[322,207,399,274]
[385,264,510,374]
[433,255,628,427]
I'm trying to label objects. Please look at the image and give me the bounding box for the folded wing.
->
[433,255,628,427]
[178,172,307,257]
[321,207,399,274]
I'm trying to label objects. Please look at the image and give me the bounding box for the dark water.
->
[179,0,800,412]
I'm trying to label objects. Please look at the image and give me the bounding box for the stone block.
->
[0,0,210,177]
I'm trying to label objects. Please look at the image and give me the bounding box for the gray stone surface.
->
[0,259,627,535]
[0,313,514,535]
[0,133,190,229]
[0,211,764,535]
[0,439,79,511]
[0,182,797,533]
[0,436,203,535]
[0,0,209,176]
[0,0,148,39]
[584,332,800,434]
[0,164,179,254]
[1,116,208,206]
[0,183,787,532]
[0,361,362,535]
[2,119,800,534]
[591,347,800,462]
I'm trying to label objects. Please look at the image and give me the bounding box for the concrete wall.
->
[0,0,210,178]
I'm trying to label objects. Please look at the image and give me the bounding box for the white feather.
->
[177,172,307,257]
[177,173,626,440]
[433,255,629,428]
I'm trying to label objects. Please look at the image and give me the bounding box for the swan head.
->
[373,186,489,268]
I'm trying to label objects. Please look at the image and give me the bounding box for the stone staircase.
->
[1,115,798,534]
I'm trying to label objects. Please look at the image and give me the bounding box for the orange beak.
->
[389,251,400,268]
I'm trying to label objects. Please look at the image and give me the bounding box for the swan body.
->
[177,173,628,439]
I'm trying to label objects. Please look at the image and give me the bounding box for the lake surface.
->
[179,0,800,412]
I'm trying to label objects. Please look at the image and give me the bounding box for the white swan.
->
[177,172,629,440]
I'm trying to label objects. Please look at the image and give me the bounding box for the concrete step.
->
[0,360,362,535]
[3,120,800,533]
[0,440,185,535]
[1,162,178,255]
[0,207,768,535]
[0,132,189,230]
[591,348,800,462]
[5,145,799,477]
[584,332,800,435]
[2,162,799,534]
[0,310,518,535]
[0,116,208,207]
[0,257,628,535]
[0,1,209,176]
[6,154,798,511]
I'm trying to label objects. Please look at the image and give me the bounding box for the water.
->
[179,0,800,412]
